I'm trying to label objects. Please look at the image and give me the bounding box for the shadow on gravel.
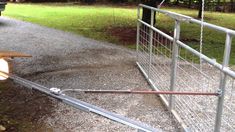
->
[0,80,54,132]
[0,21,11,27]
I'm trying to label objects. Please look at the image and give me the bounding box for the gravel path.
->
[0,17,180,131]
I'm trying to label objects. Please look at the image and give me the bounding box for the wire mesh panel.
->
[223,43,235,130]
[151,31,173,101]
[221,77,235,131]
[136,4,235,132]
[174,45,220,131]
[137,20,174,104]
[138,24,151,77]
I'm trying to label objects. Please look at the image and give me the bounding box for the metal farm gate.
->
[1,4,235,132]
[136,4,235,132]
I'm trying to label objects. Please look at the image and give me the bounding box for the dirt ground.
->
[0,80,54,132]
[107,27,137,45]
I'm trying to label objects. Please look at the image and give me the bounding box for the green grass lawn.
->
[2,3,235,64]
[3,3,137,44]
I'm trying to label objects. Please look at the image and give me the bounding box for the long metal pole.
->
[148,10,154,79]
[169,20,180,110]
[214,33,232,132]
[81,89,219,96]
[136,6,140,62]
[0,71,159,132]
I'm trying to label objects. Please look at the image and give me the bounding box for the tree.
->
[188,0,192,8]
[231,0,234,11]
[175,0,180,5]
[142,0,162,25]
[142,0,156,25]
[198,0,202,18]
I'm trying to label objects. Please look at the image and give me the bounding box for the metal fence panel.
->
[136,4,235,131]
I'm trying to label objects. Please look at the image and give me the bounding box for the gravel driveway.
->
[0,17,180,131]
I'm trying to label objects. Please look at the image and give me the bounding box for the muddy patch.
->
[107,27,136,45]
[0,80,54,132]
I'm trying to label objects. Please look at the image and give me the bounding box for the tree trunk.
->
[188,0,192,8]
[175,0,179,5]
[223,0,226,12]
[142,0,158,25]
[198,0,202,18]
[231,0,234,11]
[217,0,221,5]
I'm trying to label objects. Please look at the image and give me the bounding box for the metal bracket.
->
[50,87,61,95]
[217,89,223,97]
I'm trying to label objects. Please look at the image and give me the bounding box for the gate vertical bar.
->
[169,20,180,110]
[148,9,154,79]
[214,33,232,132]
[136,6,140,62]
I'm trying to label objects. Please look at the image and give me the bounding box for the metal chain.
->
[200,0,205,67]
[158,0,166,9]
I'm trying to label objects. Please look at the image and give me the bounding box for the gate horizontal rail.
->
[139,4,235,36]
[138,12,235,79]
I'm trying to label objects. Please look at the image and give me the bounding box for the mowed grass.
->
[3,3,235,64]
[3,3,137,43]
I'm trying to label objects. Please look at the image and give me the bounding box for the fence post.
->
[214,33,232,132]
[169,20,180,110]
[136,6,140,63]
[148,9,154,79]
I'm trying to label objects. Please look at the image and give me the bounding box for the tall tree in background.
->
[231,0,234,11]
[188,0,192,8]
[142,0,162,25]
[198,0,202,18]
[175,0,179,5]
[217,0,221,5]
[142,0,156,25]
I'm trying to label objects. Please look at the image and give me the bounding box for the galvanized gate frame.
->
[136,4,235,132]
[1,4,235,132]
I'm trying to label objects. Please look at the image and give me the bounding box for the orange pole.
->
[84,90,219,96]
